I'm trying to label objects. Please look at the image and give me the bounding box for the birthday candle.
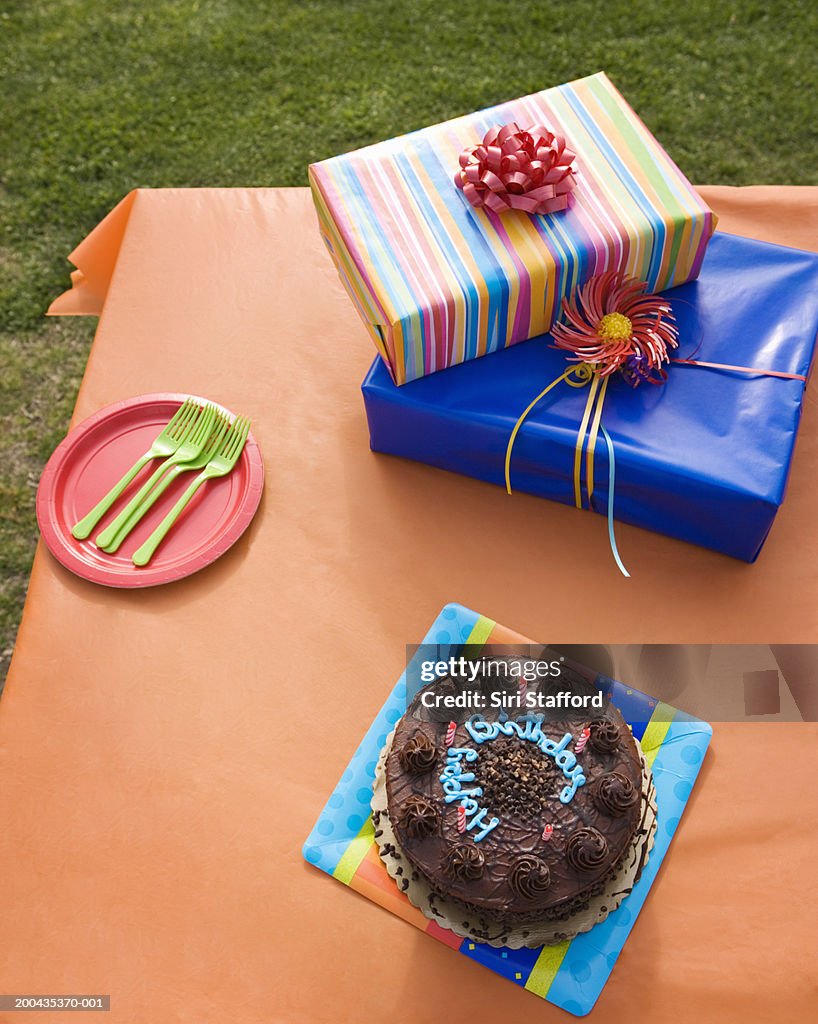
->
[445,721,457,747]
[457,804,467,833]
[542,823,554,842]
[575,727,591,754]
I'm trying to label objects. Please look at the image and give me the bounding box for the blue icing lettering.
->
[560,773,585,803]
[516,713,544,742]
[440,750,483,804]
[541,732,571,758]
[438,717,589,844]
[554,748,577,772]
[464,720,495,744]
[474,819,500,841]
[462,720,586,804]
[466,806,500,842]
[443,786,483,804]
[439,744,500,841]
[446,745,478,761]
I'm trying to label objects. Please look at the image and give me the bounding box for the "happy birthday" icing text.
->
[464,716,586,803]
[439,747,500,842]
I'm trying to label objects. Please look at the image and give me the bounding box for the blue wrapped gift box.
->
[362,232,818,561]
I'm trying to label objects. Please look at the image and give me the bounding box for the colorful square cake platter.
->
[303,605,712,1016]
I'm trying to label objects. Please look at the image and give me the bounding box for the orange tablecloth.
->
[1,187,816,1023]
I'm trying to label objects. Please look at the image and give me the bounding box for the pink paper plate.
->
[36,393,264,588]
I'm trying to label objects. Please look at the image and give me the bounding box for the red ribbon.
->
[672,358,807,382]
[455,122,578,216]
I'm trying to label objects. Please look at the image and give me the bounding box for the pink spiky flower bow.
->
[551,271,680,387]
[455,122,578,216]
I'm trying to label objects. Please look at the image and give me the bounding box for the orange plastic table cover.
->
[0,187,815,1023]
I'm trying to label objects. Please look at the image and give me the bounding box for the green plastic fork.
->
[72,398,199,540]
[97,414,231,553]
[95,402,217,550]
[132,416,251,567]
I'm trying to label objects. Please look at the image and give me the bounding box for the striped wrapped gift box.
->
[303,604,712,1016]
[310,73,716,385]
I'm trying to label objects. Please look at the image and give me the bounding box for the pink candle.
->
[457,804,467,833]
[575,727,591,754]
[445,721,457,747]
[542,823,554,841]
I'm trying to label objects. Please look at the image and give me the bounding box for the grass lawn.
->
[1,0,816,681]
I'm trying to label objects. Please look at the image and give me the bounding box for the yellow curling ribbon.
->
[570,371,600,509]
[505,364,628,575]
[584,373,609,507]
[505,361,609,509]
[504,365,589,494]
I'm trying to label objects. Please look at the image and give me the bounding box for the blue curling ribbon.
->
[600,425,630,579]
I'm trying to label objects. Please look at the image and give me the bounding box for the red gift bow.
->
[455,122,578,215]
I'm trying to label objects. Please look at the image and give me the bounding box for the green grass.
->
[1,0,817,679]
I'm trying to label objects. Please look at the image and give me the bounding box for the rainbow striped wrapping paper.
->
[303,604,712,1016]
[310,73,716,385]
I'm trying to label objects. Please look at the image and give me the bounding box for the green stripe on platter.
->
[640,702,676,768]
[524,939,571,997]
[462,615,497,658]
[333,814,375,885]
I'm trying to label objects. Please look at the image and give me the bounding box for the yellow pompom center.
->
[596,312,633,342]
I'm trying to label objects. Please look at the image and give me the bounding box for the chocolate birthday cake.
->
[373,657,656,946]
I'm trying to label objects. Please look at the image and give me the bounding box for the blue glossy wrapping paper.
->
[362,232,818,561]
